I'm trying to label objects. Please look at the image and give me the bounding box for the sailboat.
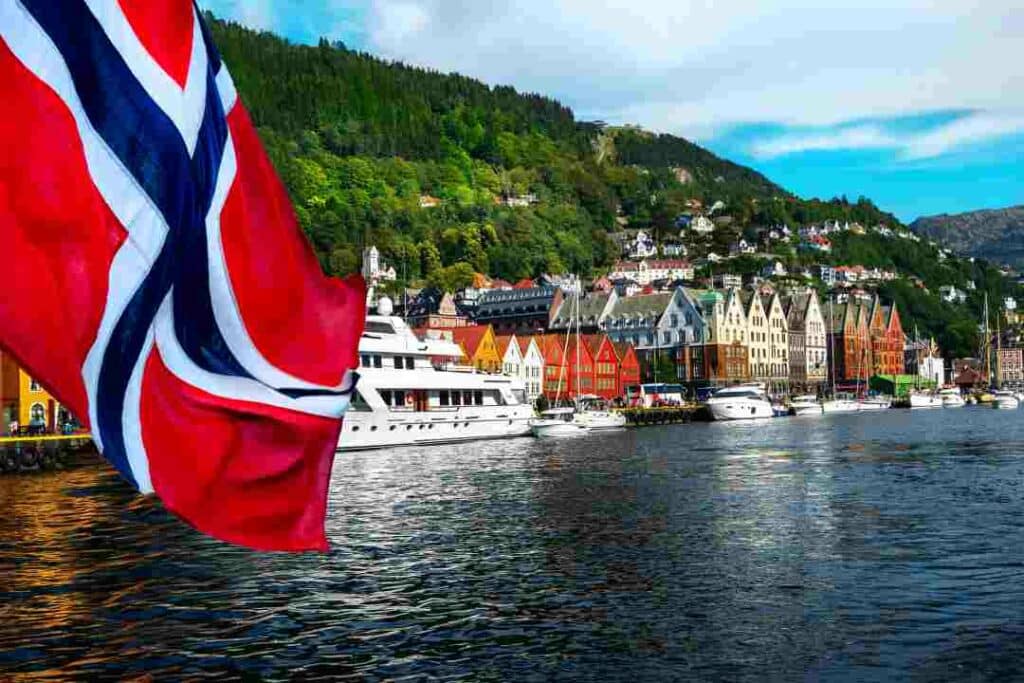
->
[821,297,859,414]
[530,291,589,437]
[908,330,942,408]
[991,305,1020,409]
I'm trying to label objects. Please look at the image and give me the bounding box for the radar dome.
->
[377,296,394,316]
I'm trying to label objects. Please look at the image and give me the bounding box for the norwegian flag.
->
[0,1,365,551]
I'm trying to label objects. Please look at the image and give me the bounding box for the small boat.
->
[858,395,892,411]
[573,409,626,430]
[530,408,590,437]
[908,391,942,409]
[821,395,860,414]
[977,392,994,405]
[573,396,627,430]
[992,390,1020,410]
[939,388,965,408]
[789,395,823,416]
[706,384,774,421]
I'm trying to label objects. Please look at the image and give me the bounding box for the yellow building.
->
[450,325,502,373]
[0,350,66,432]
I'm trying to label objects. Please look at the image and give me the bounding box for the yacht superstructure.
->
[338,307,533,451]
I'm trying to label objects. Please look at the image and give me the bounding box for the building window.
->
[29,379,42,392]
[30,403,46,425]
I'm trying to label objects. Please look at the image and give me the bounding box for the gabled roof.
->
[516,335,538,357]
[550,294,613,329]
[494,334,517,360]
[450,325,491,356]
[606,292,673,321]
[785,292,813,329]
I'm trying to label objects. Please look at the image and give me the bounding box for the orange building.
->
[827,299,875,385]
[449,325,502,373]
[564,337,596,398]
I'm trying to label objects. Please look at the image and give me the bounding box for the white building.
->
[361,246,397,283]
[623,230,658,260]
[729,239,756,256]
[517,337,545,400]
[762,261,787,278]
[939,285,967,304]
[608,259,694,286]
[688,215,716,235]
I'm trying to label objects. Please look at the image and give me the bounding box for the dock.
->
[618,405,707,426]
[0,434,94,474]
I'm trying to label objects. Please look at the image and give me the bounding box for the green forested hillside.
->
[208,16,896,286]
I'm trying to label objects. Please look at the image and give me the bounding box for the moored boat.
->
[789,395,823,416]
[858,395,892,411]
[939,388,965,408]
[337,299,534,451]
[821,397,860,414]
[908,391,942,409]
[706,384,774,421]
[992,390,1020,409]
[531,408,590,437]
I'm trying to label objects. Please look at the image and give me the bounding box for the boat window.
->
[439,390,450,406]
[349,389,370,411]
[394,356,404,370]
[474,390,483,406]
[463,391,473,406]
[406,356,416,369]
[452,391,461,406]
[360,354,371,368]
[393,390,406,407]
[364,321,396,334]
[512,389,526,405]
[373,355,382,368]
[379,390,392,406]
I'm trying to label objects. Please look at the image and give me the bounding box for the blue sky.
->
[202,1,1023,223]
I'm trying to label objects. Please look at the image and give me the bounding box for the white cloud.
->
[358,0,1022,141]
[900,112,1024,160]
[749,112,1024,161]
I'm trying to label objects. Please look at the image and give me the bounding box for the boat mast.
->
[983,291,991,386]
[828,296,836,397]
[996,312,1003,389]
[575,282,582,407]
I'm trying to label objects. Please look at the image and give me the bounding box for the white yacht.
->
[939,388,965,408]
[858,395,892,411]
[789,395,823,416]
[573,396,626,430]
[706,384,774,421]
[992,390,1020,409]
[908,391,942,409]
[821,395,861,414]
[531,408,590,437]
[337,302,533,451]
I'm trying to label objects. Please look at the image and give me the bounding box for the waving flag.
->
[0,1,365,551]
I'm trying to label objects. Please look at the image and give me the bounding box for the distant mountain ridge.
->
[910,206,1024,268]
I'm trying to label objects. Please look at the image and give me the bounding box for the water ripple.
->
[2,408,1024,679]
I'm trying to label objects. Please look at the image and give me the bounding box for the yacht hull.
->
[338,409,533,451]
[708,399,774,421]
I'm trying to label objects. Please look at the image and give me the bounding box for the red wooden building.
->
[583,335,620,399]
[612,342,641,401]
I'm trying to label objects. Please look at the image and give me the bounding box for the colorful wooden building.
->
[583,335,621,400]
[450,325,502,373]
[612,342,641,398]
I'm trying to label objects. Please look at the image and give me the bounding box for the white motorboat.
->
[939,388,965,408]
[908,391,943,409]
[573,409,626,430]
[573,396,627,430]
[337,301,534,450]
[992,390,1020,409]
[531,408,590,437]
[858,395,892,411]
[706,384,774,421]
[789,395,823,416]
[821,395,861,414]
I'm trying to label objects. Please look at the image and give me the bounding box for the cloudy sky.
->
[203,1,1023,222]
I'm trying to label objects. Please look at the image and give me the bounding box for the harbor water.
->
[3,407,1024,680]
